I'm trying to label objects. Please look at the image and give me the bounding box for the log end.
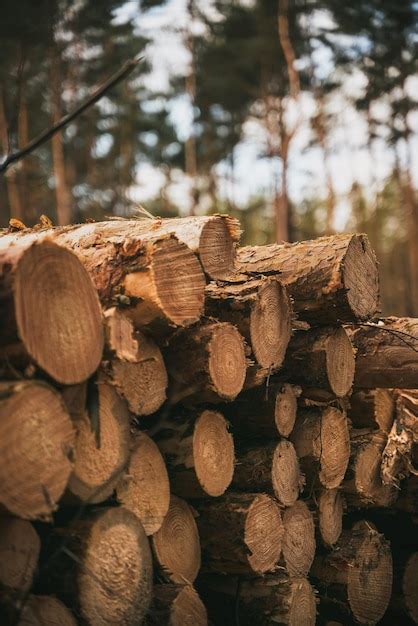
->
[159,585,208,626]
[318,407,350,489]
[318,488,344,548]
[287,578,317,626]
[193,410,234,497]
[208,323,246,400]
[403,552,418,623]
[18,595,77,626]
[282,500,316,578]
[199,216,238,280]
[272,440,304,507]
[244,494,283,574]
[343,234,379,321]
[275,383,300,437]
[0,517,40,596]
[326,327,355,397]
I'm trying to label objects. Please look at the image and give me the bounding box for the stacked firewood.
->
[0,214,417,626]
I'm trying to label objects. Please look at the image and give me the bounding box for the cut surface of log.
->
[155,409,234,499]
[116,432,170,536]
[150,584,208,626]
[0,381,75,519]
[151,495,201,584]
[291,406,350,489]
[206,277,291,369]
[198,493,283,575]
[348,389,395,432]
[282,500,316,577]
[318,488,344,548]
[0,239,103,384]
[311,521,393,625]
[166,321,246,402]
[237,233,379,324]
[18,595,77,626]
[349,318,418,388]
[232,440,303,507]
[67,379,131,504]
[285,326,355,397]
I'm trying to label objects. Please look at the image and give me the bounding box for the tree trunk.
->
[348,389,395,432]
[0,90,23,222]
[237,233,379,324]
[17,596,77,626]
[0,381,74,520]
[150,584,207,626]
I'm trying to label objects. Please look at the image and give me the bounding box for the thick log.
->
[151,495,201,584]
[0,239,103,384]
[281,500,316,578]
[290,406,350,489]
[199,573,317,626]
[154,409,234,499]
[232,440,304,507]
[17,596,77,626]
[348,389,395,432]
[0,381,75,520]
[349,318,418,388]
[149,584,207,626]
[205,277,292,369]
[0,220,207,332]
[37,507,153,626]
[104,307,168,416]
[390,551,418,624]
[342,430,398,508]
[381,392,418,488]
[66,378,131,504]
[311,521,393,625]
[284,326,355,398]
[165,321,247,403]
[116,432,170,536]
[198,493,283,575]
[237,233,379,324]
[317,488,344,549]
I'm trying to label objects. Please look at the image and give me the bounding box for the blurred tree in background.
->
[0,0,417,315]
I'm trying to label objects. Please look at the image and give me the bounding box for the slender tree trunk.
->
[185,0,198,216]
[314,95,335,234]
[403,131,418,316]
[0,90,23,221]
[275,101,290,242]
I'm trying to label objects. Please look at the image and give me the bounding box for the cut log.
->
[290,406,350,489]
[165,321,247,403]
[116,432,170,536]
[317,488,344,549]
[37,507,153,626]
[0,220,206,332]
[237,233,379,324]
[342,430,398,508]
[381,395,418,488]
[349,318,418,388]
[200,573,316,626]
[0,239,103,384]
[151,495,201,584]
[311,520,393,625]
[66,378,131,504]
[284,326,355,398]
[154,409,234,499]
[281,500,316,578]
[348,389,395,432]
[150,584,208,626]
[198,493,283,575]
[17,596,77,626]
[0,381,75,520]
[104,307,168,416]
[205,277,292,369]
[396,475,418,516]
[232,440,304,507]
[393,552,418,624]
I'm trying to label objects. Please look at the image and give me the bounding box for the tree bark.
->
[237,233,379,324]
[0,89,23,222]
[348,389,395,432]
[149,584,207,626]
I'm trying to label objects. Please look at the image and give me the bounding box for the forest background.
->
[0,0,417,316]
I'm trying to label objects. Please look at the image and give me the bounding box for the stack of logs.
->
[0,214,417,626]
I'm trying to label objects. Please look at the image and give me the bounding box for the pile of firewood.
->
[0,214,417,626]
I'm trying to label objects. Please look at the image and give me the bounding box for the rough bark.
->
[17,595,77,626]
[154,409,234,499]
[205,277,292,369]
[165,321,247,403]
[290,406,350,489]
[149,584,207,626]
[0,381,74,520]
[198,493,283,575]
[284,326,355,398]
[281,500,316,578]
[237,233,379,324]
[0,239,103,384]
[311,521,393,625]
[348,389,395,432]
[232,440,304,507]
[349,318,418,388]
[116,432,170,536]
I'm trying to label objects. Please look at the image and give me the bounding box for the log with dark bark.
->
[348,389,395,432]
[349,318,418,388]
[154,409,234,499]
[116,432,170,536]
[205,277,292,369]
[284,326,355,398]
[165,321,247,403]
[17,596,77,626]
[198,493,283,575]
[311,521,393,625]
[149,584,208,626]
[0,239,103,384]
[151,495,201,584]
[237,233,379,324]
[290,406,350,489]
[381,392,418,488]
[104,307,168,416]
[232,440,304,507]
[0,381,75,520]
[281,500,316,578]
[317,488,344,549]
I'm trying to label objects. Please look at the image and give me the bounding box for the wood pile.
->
[0,216,417,625]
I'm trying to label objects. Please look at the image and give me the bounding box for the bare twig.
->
[0,53,144,174]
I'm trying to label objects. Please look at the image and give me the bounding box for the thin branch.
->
[0,53,144,174]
